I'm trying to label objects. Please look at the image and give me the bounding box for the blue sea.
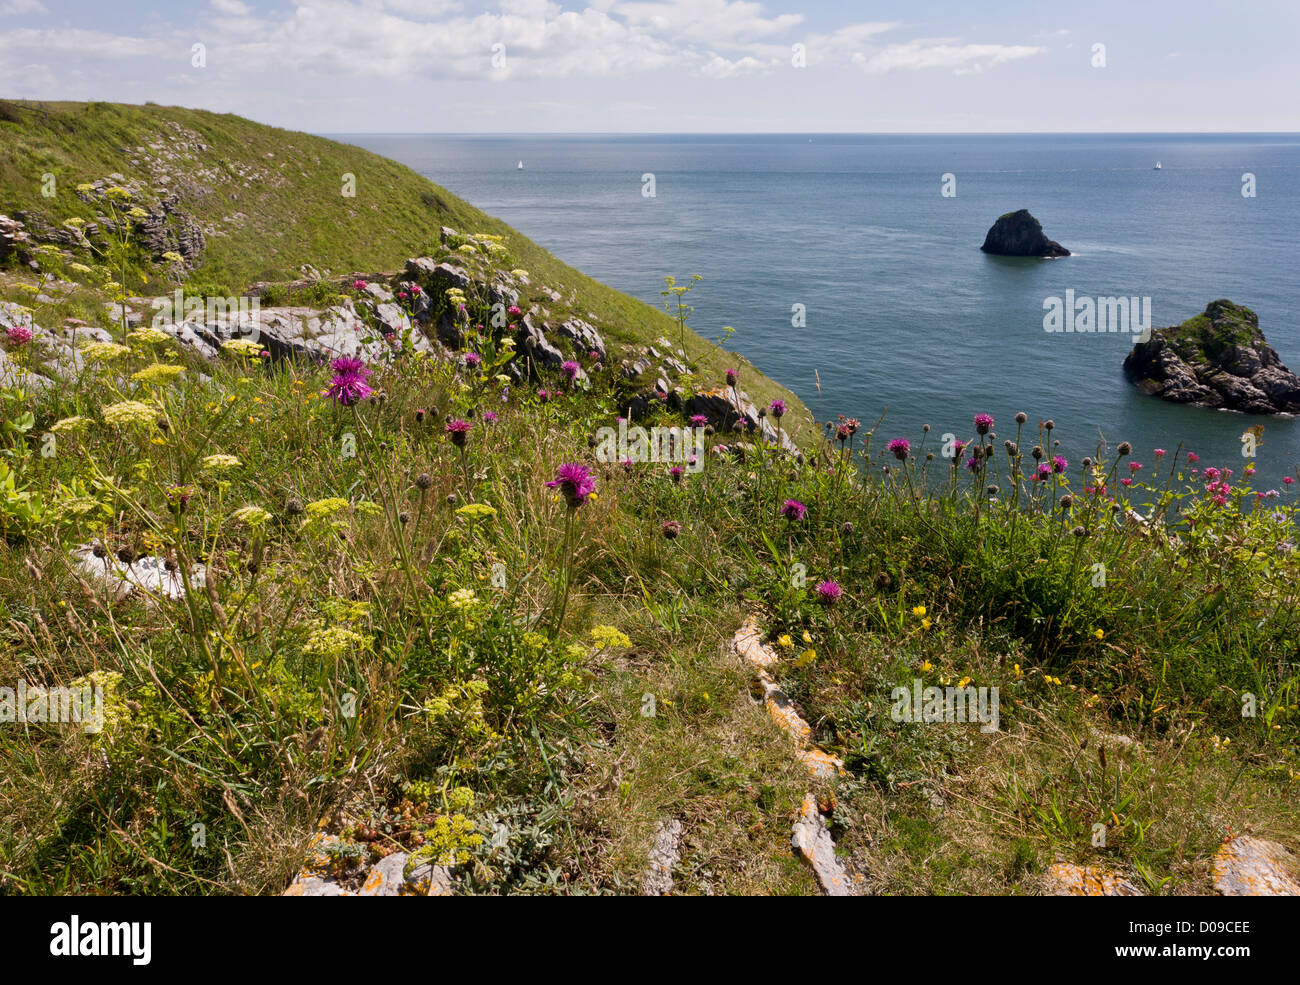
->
[341,132,1300,478]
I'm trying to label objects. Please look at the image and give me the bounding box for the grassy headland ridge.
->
[0,103,1297,897]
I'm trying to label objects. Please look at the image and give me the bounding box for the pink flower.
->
[352,280,368,291]
[547,462,596,507]
[1154,448,1166,459]
[5,326,33,346]
[444,418,472,447]
[725,368,739,386]
[887,438,910,461]
[483,411,498,423]
[780,499,807,521]
[1187,452,1200,463]
[815,580,843,605]
[769,399,786,418]
[688,414,709,427]
[1129,462,1143,473]
[973,413,994,435]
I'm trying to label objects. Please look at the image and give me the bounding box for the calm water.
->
[341,133,1300,477]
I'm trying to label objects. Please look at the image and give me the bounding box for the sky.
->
[0,0,1296,133]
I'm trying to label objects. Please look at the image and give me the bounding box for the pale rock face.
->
[71,546,205,603]
[283,832,454,897]
[1213,836,1300,896]
[1043,862,1143,896]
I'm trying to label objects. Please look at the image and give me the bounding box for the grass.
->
[0,107,1297,896]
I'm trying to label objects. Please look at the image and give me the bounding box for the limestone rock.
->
[71,545,205,602]
[1043,862,1142,896]
[641,819,684,896]
[791,794,857,896]
[1213,836,1299,895]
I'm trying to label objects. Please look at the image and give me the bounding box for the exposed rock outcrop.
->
[1123,300,1300,414]
[980,209,1070,258]
[0,213,30,263]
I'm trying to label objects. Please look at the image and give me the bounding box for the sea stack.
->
[1123,299,1300,414]
[980,209,1070,258]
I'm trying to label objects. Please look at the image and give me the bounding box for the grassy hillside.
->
[0,99,807,430]
[0,101,1296,898]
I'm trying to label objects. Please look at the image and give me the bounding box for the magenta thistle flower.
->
[547,462,596,508]
[482,410,498,423]
[1035,463,1052,481]
[688,414,709,427]
[965,456,980,473]
[725,368,739,386]
[815,580,842,605]
[538,388,551,403]
[561,360,580,381]
[326,356,373,406]
[973,413,994,435]
[887,438,910,461]
[780,499,807,521]
[1051,455,1068,474]
[463,351,481,368]
[669,465,684,483]
[769,399,786,418]
[445,418,472,447]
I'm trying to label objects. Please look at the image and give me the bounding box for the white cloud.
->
[210,0,251,15]
[852,39,1045,74]
[0,0,47,15]
[613,0,801,43]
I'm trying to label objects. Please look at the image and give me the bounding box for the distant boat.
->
[517,160,524,170]
[1154,161,1162,170]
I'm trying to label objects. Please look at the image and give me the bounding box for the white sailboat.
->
[517,160,524,170]
[1154,161,1162,170]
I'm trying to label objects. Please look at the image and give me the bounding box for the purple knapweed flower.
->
[815,580,842,605]
[327,356,373,406]
[780,499,807,521]
[561,360,580,381]
[689,414,709,427]
[547,462,596,508]
[445,418,473,447]
[463,351,481,368]
[974,413,994,435]
[887,438,910,461]
[769,399,786,419]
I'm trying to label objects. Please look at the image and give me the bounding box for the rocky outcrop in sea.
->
[1123,299,1300,414]
[980,209,1070,258]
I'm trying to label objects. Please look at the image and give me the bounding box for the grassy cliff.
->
[0,99,806,429]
